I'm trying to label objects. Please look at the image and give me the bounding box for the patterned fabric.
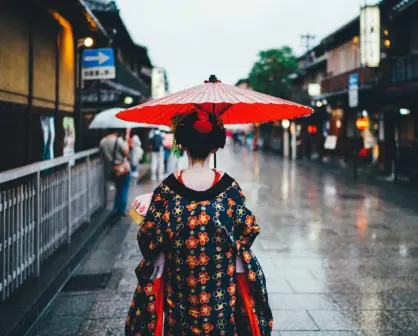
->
[125,174,273,335]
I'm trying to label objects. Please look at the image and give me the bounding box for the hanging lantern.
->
[281,120,290,129]
[308,125,317,134]
[356,118,369,130]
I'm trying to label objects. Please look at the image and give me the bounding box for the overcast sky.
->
[118,0,374,92]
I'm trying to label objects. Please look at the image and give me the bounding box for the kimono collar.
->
[163,173,234,201]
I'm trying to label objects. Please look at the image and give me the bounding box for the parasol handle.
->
[212,101,217,169]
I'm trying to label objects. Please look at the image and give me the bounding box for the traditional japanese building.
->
[289,0,418,187]
[290,44,327,160]
[81,0,154,149]
[378,0,418,184]
[0,0,107,171]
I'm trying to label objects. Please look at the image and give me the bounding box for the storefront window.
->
[399,116,415,141]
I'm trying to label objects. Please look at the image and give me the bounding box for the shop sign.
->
[324,135,337,150]
[348,73,358,108]
[356,117,369,130]
[360,6,381,67]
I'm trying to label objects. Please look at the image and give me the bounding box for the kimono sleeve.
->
[232,186,260,250]
[137,192,168,263]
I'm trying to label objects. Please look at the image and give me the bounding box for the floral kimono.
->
[125,173,273,336]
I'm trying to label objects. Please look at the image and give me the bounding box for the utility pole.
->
[300,33,316,52]
[298,33,316,161]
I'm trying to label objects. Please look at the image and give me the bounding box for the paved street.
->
[32,146,418,335]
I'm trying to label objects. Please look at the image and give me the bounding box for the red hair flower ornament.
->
[193,111,213,133]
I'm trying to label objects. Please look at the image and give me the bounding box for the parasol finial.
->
[205,75,221,83]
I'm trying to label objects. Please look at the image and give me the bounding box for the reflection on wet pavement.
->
[32,146,418,335]
[220,147,418,334]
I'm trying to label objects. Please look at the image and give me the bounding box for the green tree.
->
[248,47,297,99]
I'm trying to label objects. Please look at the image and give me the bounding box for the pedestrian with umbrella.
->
[120,76,312,335]
[99,129,130,217]
[90,108,152,216]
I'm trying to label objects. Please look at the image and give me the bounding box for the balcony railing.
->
[321,67,377,93]
[0,149,105,301]
[392,53,418,84]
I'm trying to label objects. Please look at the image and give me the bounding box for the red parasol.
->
[116,75,312,126]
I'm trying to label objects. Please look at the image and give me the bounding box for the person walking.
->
[149,129,164,180]
[129,134,143,178]
[125,111,273,335]
[162,132,174,174]
[99,129,131,216]
[247,129,254,150]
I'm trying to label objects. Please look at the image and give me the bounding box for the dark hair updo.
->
[174,111,226,160]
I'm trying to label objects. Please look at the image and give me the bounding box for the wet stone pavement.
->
[32,146,418,335]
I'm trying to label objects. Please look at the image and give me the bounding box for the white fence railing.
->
[0,149,105,302]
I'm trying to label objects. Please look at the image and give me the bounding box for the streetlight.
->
[83,37,94,48]
[77,37,95,49]
[75,37,94,151]
[124,96,134,105]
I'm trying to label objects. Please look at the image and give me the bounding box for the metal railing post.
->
[86,156,91,222]
[34,171,40,276]
[67,162,71,244]
[1,191,5,300]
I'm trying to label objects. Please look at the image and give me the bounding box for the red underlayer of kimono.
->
[153,277,164,336]
[125,173,273,336]
[148,274,261,336]
[237,274,261,336]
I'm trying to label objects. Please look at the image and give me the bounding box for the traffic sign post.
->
[82,48,116,80]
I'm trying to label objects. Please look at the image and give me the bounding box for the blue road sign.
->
[348,73,359,87]
[82,48,116,80]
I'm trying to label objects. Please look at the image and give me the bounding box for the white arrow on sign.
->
[84,51,110,65]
